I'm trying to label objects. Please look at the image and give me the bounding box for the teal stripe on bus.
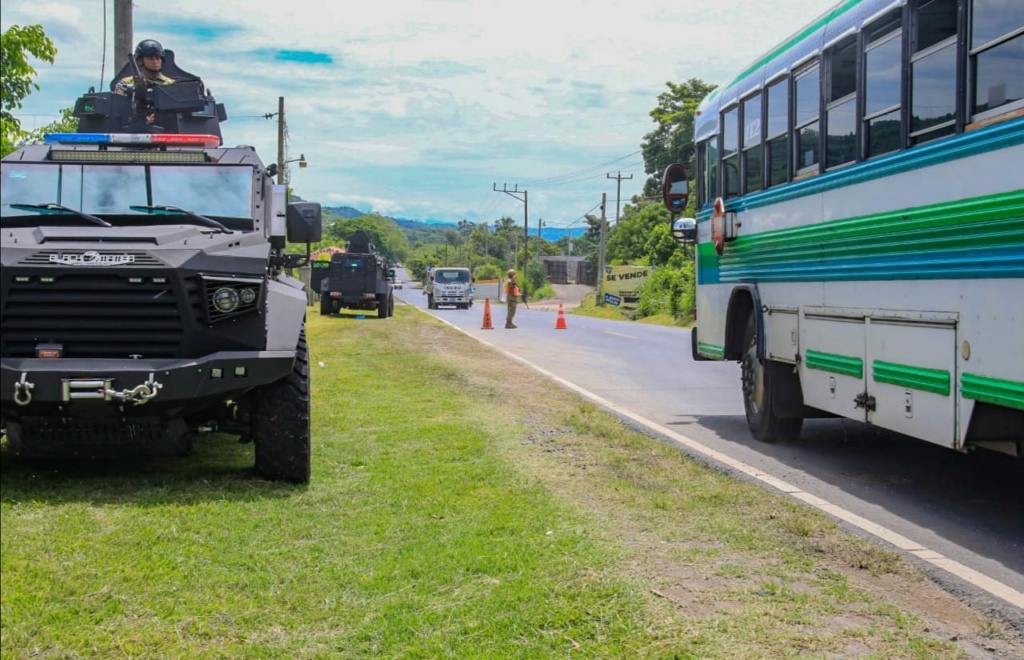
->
[698,190,1024,284]
[723,0,861,94]
[695,119,1024,224]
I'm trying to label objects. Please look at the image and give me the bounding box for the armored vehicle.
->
[0,54,322,483]
[318,230,394,318]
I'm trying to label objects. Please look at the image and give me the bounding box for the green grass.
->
[569,292,692,328]
[0,306,1004,658]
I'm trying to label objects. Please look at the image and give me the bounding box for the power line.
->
[518,150,642,188]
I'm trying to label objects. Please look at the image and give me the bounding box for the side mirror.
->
[672,217,697,243]
[286,202,323,243]
[661,163,690,215]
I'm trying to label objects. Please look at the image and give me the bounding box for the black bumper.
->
[1,351,295,416]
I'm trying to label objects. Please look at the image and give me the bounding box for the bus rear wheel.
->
[740,313,803,443]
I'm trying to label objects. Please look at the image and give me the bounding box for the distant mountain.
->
[323,206,367,219]
[323,209,585,242]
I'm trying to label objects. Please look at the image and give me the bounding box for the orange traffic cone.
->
[481,297,493,329]
[555,303,568,329]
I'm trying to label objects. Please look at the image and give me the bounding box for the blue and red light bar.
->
[44,133,221,148]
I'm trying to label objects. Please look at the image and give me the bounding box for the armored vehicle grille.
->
[21,250,164,266]
[1,274,202,359]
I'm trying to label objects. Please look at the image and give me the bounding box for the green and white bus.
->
[662,0,1023,456]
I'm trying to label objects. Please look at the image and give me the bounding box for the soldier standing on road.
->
[504,269,520,329]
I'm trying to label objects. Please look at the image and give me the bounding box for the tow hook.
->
[14,373,35,406]
[104,373,163,405]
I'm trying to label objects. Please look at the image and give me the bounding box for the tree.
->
[24,106,77,143]
[324,213,410,267]
[1,24,57,157]
[605,202,676,266]
[639,78,716,199]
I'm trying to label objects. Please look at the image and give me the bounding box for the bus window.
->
[825,35,858,169]
[794,63,820,174]
[707,137,719,202]
[765,78,789,187]
[910,0,958,143]
[864,10,903,158]
[722,105,740,198]
[695,142,707,206]
[742,93,764,193]
[970,1,1024,119]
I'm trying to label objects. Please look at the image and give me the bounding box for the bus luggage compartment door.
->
[866,316,957,448]
[799,311,867,422]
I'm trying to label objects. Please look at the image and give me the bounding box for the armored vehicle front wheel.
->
[319,295,331,316]
[253,324,311,483]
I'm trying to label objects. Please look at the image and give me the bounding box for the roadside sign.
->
[604,293,621,306]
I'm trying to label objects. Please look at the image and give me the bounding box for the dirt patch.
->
[530,283,595,311]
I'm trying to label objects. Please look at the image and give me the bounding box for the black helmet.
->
[134,39,165,59]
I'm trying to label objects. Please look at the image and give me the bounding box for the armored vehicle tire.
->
[378,294,389,318]
[253,324,311,483]
[740,313,803,443]
[320,294,331,316]
[387,293,395,317]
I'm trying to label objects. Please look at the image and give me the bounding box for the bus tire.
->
[740,313,803,443]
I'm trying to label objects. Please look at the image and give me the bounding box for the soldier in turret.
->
[113,39,175,126]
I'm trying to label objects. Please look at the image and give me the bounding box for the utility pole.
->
[596,193,607,305]
[263,97,287,187]
[536,218,544,267]
[277,96,286,185]
[114,0,133,70]
[493,184,528,273]
[606,171,633,224]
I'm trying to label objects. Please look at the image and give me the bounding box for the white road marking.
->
[429,310,1024,611]
[604,331,637,339]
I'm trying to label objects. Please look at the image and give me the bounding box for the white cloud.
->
[3,0,835,225]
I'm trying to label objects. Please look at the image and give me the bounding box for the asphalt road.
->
[393,271,1024,620]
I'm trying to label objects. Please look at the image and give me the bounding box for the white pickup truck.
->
[424,267,474,309]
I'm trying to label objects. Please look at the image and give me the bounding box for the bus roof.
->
[695,0,885,142]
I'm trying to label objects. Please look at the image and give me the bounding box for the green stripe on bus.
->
[962,373,1024,410]
[699,189,1024,283]
[727,190,1024,264]
[873,361,950,396]
[698,342,725,359]
[725,0,860,90]
[805,350,863,379]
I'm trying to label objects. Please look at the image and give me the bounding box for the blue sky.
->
[3,0,833,228]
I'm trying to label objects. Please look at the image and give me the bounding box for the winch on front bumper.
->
[1,351,295,418]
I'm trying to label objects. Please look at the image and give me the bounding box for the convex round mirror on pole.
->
[662,163,696,245]
[661,163,689,215]
[672,217,697,243]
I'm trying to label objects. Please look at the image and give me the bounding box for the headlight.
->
[213,287,240,313]
[239,287,257,305]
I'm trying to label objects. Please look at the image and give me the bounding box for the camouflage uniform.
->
[113,71,175,96]
[504,270,520,329]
